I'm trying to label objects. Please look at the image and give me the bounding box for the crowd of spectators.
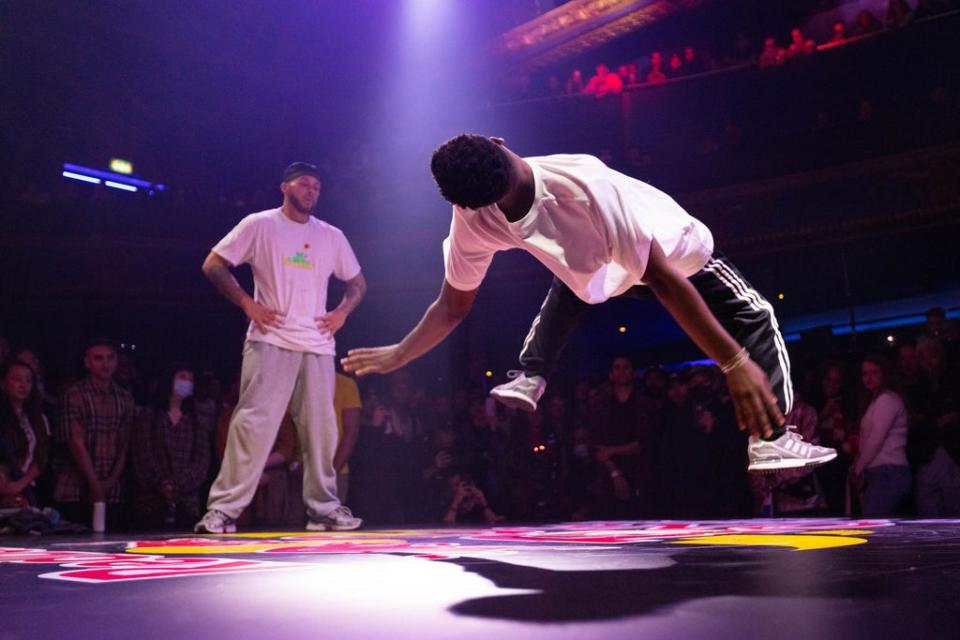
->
[4,3,957,228]
[505,0,958,102]
[2,307,956,534]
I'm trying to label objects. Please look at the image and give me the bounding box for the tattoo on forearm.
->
[206,263,250,307]
[337,277,367,315]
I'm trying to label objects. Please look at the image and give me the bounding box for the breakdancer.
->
[342,135,835,472]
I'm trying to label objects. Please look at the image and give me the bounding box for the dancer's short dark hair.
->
[430,134,513,209]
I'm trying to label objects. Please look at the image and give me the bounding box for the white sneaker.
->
[747,427,837,472]
[490,371,546,412]
[306,505,362,532]
[194,509,237,533]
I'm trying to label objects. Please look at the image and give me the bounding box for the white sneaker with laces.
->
[489,371,547,412]
[306,505,363,532]
[747,427,837,472]
[194,509,237,533]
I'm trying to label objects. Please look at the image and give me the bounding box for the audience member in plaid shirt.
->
[53,337,136,528]
[131,363,211,528]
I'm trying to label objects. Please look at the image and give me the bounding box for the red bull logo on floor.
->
[0,519,893,584]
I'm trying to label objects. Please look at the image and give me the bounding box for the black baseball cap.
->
[282,162,322,183]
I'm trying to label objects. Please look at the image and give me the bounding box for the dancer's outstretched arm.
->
[643,239,784,438]
[342,280,477,376]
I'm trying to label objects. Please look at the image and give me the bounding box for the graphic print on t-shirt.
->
[283,243,313,269]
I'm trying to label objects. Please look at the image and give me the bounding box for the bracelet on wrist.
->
[720,347,749,374]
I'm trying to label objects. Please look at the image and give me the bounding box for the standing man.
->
[54,338,136,529]
[195,162,366,533]
[592,355,663,517]
[342,134,835,473]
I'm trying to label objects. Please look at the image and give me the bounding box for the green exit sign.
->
[110,158,133,174]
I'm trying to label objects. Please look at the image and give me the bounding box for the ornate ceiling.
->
[491,0,710,70]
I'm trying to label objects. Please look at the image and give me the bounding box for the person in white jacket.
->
[853,354,911,515]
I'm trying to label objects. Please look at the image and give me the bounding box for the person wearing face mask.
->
[130,363,210,528]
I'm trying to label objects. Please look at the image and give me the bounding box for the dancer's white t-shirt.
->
[443,154,714,304]
[212,208,361,355]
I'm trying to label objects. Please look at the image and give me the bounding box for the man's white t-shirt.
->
[212,208,361,355]
[443,154,714,304]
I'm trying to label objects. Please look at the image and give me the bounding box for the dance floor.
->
[2,519,959,639]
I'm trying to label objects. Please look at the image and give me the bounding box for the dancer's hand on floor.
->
[725,358,785,438]
[342,345,403,377]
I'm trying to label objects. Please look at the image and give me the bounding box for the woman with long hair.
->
[853,354,911,516]
[0,359,50,507]
[130,363,210,528]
